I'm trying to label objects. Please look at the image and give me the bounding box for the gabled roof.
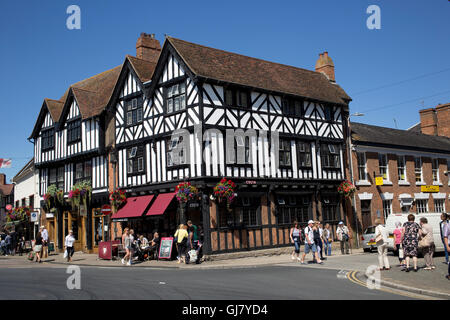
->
[166,37,351,105]
[0,184,13,197]
[12,159,34,183]
[407,122,421,133]
[126,55,157,83]
[59,65,122,124]
[29,99,63,139]
[351,122,450,153]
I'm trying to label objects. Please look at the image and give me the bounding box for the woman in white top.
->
[375,219,390,271]
[65,230,76,262]
[121,228,131,265]
[289,221,302,261]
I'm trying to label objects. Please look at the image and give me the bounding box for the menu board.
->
[158,237,174,260]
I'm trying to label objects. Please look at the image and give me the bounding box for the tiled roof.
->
[126,55,156,83]
[167,37,351,105]
[44,99,64,122]
[351,122,450,153]
[0,184,13,196]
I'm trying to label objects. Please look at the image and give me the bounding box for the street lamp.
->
[347,112,364,248]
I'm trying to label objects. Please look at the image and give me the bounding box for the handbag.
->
[398,244,404,259]
[375,226,384,244]
[63,249,68,259]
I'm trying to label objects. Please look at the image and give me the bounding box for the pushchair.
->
[133,244,148,262]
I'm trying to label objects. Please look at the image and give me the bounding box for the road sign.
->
[421,185,439,193]
[375,177,383,186]
[101,204,112,215]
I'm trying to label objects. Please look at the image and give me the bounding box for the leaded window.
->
[41,128,55,151]
[67,119,81,144]
[167,83,186,113]
[277,195,311,225]
[126,97,144,126]
[279,139,292,167]
[297,141,311,167]
[127,146,145,175]
[322,194,340,221]
[320,144,340,168]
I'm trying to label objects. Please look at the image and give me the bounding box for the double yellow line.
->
[346,270,437,300]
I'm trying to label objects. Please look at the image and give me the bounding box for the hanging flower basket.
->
[6,206,30,222]
[337,180,356,199]
[70,180,92,210]
[213,178,237,209]
[110,189,127,211]
[175,182,199,203]
[44,184,64,209]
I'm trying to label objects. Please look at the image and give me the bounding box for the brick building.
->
[0,173,14,228]
[351,121,450,231]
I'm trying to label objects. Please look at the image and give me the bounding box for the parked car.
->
[361,226,377,252]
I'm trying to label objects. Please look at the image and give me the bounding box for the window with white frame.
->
[166,136,186,167]
[127,146,145,175]
[320,144,340,168]
[166,82,186,114]
[397,155,406,181]
[382,200,392,220]
[432,159,439,183]
[378,154,388,180]
[126,97,143,126]
[357,152,367,181]
[416,199,428,214]
[414,157,422,182]
[434,199,445,213]
[297,141,311,167]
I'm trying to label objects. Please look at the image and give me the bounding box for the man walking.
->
[187,220,199,249]
[41,226,49,259]
[336,221,350,255]
[5,232,12,256]
[440,213,449,264]
[300,220,322,264]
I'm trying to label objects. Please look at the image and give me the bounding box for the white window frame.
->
[416,199,428,214]
[414,157,423,183]
[379,154,389,180]
[397,155,407,182]
[382,199,392,220]
[434,199,445,213]
[357,152,367,181]
[432,159,439,183]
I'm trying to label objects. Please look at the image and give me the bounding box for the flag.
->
[0,159,12,168]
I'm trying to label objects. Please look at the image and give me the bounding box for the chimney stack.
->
[0,173,6,185]
[419,103,450,138]
[315,51,335,82]
[136,33,161,63]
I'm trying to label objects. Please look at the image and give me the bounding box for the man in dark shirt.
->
[150,232,160,259]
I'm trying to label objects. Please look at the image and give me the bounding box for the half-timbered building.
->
[29,67,121,253]
[108,34,352,255]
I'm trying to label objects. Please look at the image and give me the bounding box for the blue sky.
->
[0,0,449,180]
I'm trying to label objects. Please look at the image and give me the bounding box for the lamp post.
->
[347,112,364,248]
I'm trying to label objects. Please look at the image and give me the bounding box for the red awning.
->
[146,192,176,216]
[111,195,154,219]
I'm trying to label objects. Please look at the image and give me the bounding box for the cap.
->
[308,220,314,224]
[338,221,344,225]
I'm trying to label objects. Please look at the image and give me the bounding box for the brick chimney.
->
[0,173,6,185]
[315,51,335,82]
[136,33,161,63]
[419,103,450,138]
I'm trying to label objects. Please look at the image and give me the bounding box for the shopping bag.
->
[188,249,197,263]
[398,245,404,260]
[63,249,68,259]
[27,251,35,261]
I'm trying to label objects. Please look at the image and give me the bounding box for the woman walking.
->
[33,231,43,263]
[322,224,332,256]
[374,219,390,270]
[174,224,188,263]
[289,221,302,261]
[121,228,132,266]
[402,214,420,272]
[313,222,324,261]
[419,217,435,270]
[393,221,405,268]
[65,230,75,262]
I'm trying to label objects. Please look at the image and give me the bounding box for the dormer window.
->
[166,82,186,114]
[126,97,143,126]
[41,128,55,152]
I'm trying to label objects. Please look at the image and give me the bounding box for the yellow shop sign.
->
[421,185,439,193]
[375,177,384,186]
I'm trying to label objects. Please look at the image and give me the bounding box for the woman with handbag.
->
[174,224,188,263]
[290,221,302,261]
[419,217,435,270]
[374,219,390,271]
[33,231,43,263]
[322,224,332,256]
[402,214,420,272]
[393,222,405,268]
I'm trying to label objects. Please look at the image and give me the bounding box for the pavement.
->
[1,248,449,299]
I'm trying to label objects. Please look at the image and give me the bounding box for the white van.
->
[385,213,445,252]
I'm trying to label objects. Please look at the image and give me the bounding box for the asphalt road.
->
[0,265,412,300]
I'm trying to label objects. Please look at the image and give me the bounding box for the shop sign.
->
[80,205,87,217]
[46,213,54,219]
[245,180,257,185]
[375,177,384,186]
[421,185,439,193]
[189,202,199,208]
[158,237,174,260]
[30,211,39,222]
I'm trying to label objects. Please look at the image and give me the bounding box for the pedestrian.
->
[185,226,196,264]
[196,225,204,264]
[393,221,405,268]
[128,229,135,265]
[0,236,6,256]
[336,222,350,255]
[402,214,420,272]
[322,223,332,256]
[289,221,302,261]
[418,217,435,270]
[440,213,449,264]
[313,222,324,260]
[187,220,199,249]
[374,219,390,271]
[41,226,49,259]
[18,235,25,256]
[33,231,43,263]
[121,228,132,266]
[300,220,322,264]
[443,221,450,280]
[5,233,12,256]
[10,230,17,256]
[174,224,188,263]
[150,232,160,259]
[64,230,75,262]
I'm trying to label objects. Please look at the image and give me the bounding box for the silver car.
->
[361,226,377,252]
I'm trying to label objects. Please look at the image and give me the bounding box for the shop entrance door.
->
[92,209,106,253]
[63,211,86,252]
